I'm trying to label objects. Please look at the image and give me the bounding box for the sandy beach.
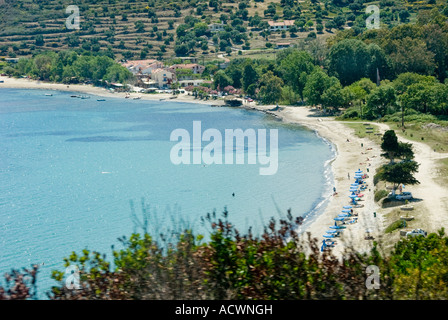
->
[246,104,448,257]
[0,76,225,107]
[245,105,386,256]
[3,76,448,257]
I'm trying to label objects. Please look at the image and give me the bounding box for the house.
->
[178,79,212,88]
[268,20,295,31]
[208,22,225,32]
[121,59,163,75]
[177,57,199,64]
[151,68,175,89]
[169,63,205,75]
[5,58,19,63]
[276,43,291,49]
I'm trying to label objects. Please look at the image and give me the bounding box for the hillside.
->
[0,0,445,63]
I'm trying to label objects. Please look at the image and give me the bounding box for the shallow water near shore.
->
[0,88,334,297]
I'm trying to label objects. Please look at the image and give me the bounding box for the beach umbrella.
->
[326,229,338,233]
[343,205,352,209]
[341,209,351,213]
[355,170,363,174]
[338,213,350,217]
[349,194,357,198]
[330,223,346,229]
[323,234,335,238]
[334,217,345,221]
[350,183,359,186]
[349,188,358,192]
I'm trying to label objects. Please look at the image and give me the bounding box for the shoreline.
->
[0,76,226,107]
[1,78,384,255]
[243,104,385,256]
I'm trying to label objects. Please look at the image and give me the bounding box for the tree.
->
[242,63,258,93]
[225,62,244,88]
[213,70,232,91]
[333,15,346,28]
[322,83,351,111]
[365,85,397,119]
[381,130,400,162]
[388,38,436,76]
[347,79,375,118]
[134,21,145,33]
[278,50,314,100]
[392,72,437,95]
[380,130,414,163]
[303,68,338,106]
[377,130,419,194]
[174,44,189,56]
[104,64,133,84]
[399,10,410,22]
[258,71,284,104]
[194,22,209,37]
[378,161,420,193]
[325,20,337,31]
[328,39,371,85]
[35,35,45,47]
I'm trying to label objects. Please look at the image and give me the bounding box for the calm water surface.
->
[0,88,335,297]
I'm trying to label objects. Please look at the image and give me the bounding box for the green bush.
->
[374,189,389,202]
[385,219,406,233]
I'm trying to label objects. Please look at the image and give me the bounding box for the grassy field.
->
[436,157,448,188]
[340,121,383,144]
[387,121,448,153]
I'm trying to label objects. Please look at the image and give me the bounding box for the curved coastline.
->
[297,130,338,235]
[242,105,340,234]
[0,76,384,256]
[241,104,385,256]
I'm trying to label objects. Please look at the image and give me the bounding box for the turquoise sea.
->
[0,88,335,298]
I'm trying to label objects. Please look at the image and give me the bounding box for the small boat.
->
[97,99,106,101]
[133,96,141,100]
[45,93,53,96]
[70,95,80,98]
[80,95,90,99]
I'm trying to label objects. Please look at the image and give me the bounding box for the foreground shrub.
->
[5,209,448,300]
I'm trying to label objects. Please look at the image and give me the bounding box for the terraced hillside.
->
[0,0,445,62]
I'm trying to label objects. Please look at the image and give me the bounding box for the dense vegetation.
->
[3,209,448,300]
[2,50,133,84]
[210,11,448,122]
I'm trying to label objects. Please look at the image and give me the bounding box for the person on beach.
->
[348,173,350,180]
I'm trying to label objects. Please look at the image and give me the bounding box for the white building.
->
[151,68,175,89]
[169,63,205,75]
[208,22,225,32]
[268,20,295,31]
[122,59,164,75]
[178,79,212,87]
